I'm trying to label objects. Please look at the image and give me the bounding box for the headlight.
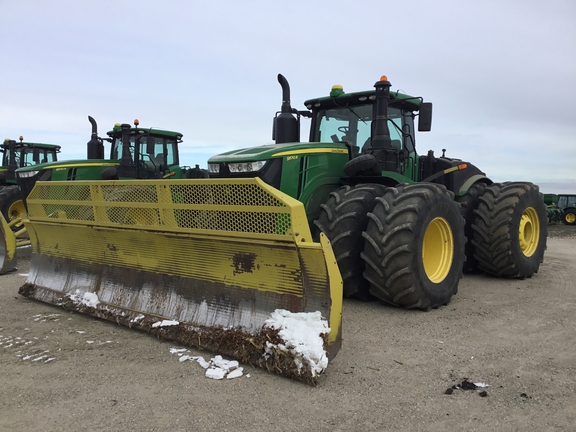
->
[17,170,39,178]
[208,163,220,174]
[227,160,267,173]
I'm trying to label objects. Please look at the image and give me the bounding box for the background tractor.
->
[0,137,60,223]
[546,194,576,225]
[207,74,548,309]
[1,117,206,274]
[16,116,207,202]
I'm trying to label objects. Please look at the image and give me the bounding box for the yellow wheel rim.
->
[519,207,540,257]
[8,199,27,225]
[566,212,576,224]
[422,217,454,283]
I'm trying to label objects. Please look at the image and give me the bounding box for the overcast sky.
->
[1,0,574,193]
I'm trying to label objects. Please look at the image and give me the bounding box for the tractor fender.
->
[457,173,493,197]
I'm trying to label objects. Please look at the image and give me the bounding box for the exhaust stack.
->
[86,116,105,159]
[274,74,299,144]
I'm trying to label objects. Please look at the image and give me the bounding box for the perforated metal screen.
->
[26,178,311,241]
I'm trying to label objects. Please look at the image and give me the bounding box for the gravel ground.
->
[1,228,575,431]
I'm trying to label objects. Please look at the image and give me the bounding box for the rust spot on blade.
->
[232,252,258,275]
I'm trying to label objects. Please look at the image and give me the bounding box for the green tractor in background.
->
[0,137,61,223]
[207,74,548,309]
[16,116,207,202]
[1,117,206,274]
[545,193,576,225]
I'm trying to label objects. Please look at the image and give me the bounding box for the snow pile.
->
[68,290,100,307]
[152,320,179,328]
[130,314,145,324]
[263,309,329,377]
[170,348,245,380]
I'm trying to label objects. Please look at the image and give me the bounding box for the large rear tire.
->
[313,183,387,299]
[361,183,465,310]
[455,182,487,273]
[471,182,547,278]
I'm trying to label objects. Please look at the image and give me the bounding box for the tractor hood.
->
[16,159,119,174]
[209,141,348,164]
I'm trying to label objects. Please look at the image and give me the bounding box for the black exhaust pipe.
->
[274,74,299,144]
[371,77,392,150]
[7,140,18,172]
[367,76,400,173]
[87,116,104,159]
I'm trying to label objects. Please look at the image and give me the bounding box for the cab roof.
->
[304,89,424,112]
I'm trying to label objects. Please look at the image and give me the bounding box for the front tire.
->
[313,183,387,299]
[361,183,465,310]
[0,185,26,227]
[471,182,547,278]
[563,209,576,225]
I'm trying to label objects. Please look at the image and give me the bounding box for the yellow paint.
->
[422,217,454,283]
[49,162,119,170]
[320,233,343,345]
[272,148,349,157]
[0,213,17,273]
[519,206,540,257]
[8,199,27,224]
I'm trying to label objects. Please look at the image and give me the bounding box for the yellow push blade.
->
[19,178,342,383]
[0,213,17,275]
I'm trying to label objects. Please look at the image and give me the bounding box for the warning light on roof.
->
[380,75,388,82]
[330,84,344,97]
[134,119,140,127]
[19,136,24,141]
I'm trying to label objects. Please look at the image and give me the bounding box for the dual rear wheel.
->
[315,183,465,310]
[314,181,548,310]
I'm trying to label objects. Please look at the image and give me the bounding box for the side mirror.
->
[418,102,433,132]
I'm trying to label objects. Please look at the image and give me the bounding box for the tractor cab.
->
[104,120,184,179]
[0,138,60,185]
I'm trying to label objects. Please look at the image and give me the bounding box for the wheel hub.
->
[422,217,454,283]
[8,199,27,225]
[519,207,539,257]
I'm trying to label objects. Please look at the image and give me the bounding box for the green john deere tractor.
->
[206,74,548,308]
[16,116,207,200]
[1,117,206,274]
[546,194,576,225]
[0,137,61,223]
[15,74,548,382]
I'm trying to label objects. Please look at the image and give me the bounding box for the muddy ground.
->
[1,225,575,431]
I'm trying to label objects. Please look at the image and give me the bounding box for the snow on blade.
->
[263,309,330,378]
[68,290,100,307]
[130,314,145,323]
[152,320,179,328]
